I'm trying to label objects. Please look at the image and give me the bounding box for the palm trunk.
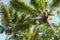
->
[46,20,56,32]
[5,35,11,40]
[5,34,13,40]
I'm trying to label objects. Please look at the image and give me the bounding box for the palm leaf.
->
[1,4,10,26]
[10,0,36,13]
[50,0,60,11]
[30,0,38,8]
[10,0,42,16]
[30,0,47,10]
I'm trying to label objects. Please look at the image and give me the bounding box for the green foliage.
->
[30,0,47,10]
[0,0,60,40]
[1,4,11,26]
[50,0,60,11]
[50,0,60,7]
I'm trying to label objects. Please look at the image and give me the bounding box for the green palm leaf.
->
[10,0,36,14]
[30,0,47,10]
[50,0,60,11]
[1,4,10,26]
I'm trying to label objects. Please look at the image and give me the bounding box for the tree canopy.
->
[0,0,60,40]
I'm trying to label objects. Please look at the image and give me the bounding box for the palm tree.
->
[0,0,60,40]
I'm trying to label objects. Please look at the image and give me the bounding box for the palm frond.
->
[30,0,47,10]
[1,4,10,26]
[10,0,36,13]
[50,0,60,10]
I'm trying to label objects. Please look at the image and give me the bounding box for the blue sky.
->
[0,32,7,40]
[0,15,7,40]
[0,0,60,40]
[3,0,9,5]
